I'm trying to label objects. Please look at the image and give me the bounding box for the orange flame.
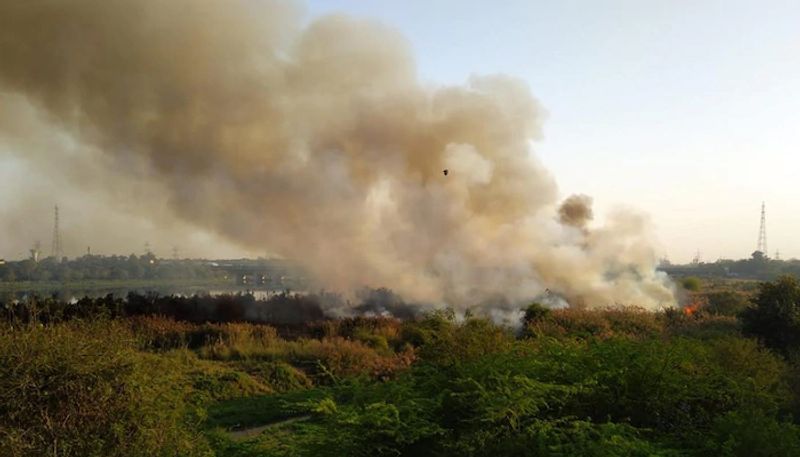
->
[683,301,702,316]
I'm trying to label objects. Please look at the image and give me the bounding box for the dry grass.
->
[124,316,416,382]
[527,307,662,340]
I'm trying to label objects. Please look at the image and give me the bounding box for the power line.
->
[757,202,767,255]
[51,205,63,260]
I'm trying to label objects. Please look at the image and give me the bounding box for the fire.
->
[683,301,703,316]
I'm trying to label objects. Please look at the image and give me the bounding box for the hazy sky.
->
[0,1,797,263]
[305,0,800,262]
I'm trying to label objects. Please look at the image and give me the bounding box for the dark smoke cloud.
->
[559,194,594,229]
[0,0,675,309]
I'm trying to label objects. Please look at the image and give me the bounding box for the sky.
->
[304,0,800,262]
[0,1,797,263]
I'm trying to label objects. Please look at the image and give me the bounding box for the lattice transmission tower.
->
[757,202,767,255]
[51,205,63,260]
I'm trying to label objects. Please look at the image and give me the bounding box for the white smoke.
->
[0,0,675,310]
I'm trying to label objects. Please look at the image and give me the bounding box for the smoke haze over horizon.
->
[0,0,675,309]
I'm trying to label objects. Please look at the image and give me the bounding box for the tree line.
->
[662,250,800,280]
[0,253,221,282]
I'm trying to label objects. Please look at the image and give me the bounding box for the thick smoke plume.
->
[558,194,594,230]
[0,0,675,309]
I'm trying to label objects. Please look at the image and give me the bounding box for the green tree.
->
[741,275,800,355]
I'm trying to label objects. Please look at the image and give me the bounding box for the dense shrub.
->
[741,275,800,355]
[128,315,200,350]
[408,313,513,366]
[179,354,273,402]
[705,410,800,456]
[521,302,550,327]
[195,330,415,382]
[703,290,750,316]
[129,316,281,353]
[666,314,740,339]
[526,307,662,340]
[313,317,406,355]
[0,322,208,456]
[233,331,794,456]
[292,337,415,381]
[5,284,800,457]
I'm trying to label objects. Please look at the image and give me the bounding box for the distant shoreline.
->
[0,278,261,293]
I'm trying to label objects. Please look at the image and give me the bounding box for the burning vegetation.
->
[682,300,704,317]
[4,277,800,456]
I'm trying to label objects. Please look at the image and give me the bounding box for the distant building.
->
[0,259,5,265]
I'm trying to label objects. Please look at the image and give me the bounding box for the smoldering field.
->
[0,0,675,313]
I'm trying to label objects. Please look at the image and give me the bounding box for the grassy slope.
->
[207,389,331,430]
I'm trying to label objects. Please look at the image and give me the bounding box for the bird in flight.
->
[443,169,449,176]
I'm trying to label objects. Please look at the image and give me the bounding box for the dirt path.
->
[227,414,312,440]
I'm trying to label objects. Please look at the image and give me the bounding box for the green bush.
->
[237,331,794,456]
[705,410,800,456]
[239,360,313,392]
[404,312,512,366]
[0,322,209,456]
[398,309,456,349]
[521,302,551,326]
[704,291,750,316]
[681,276,702,291]
[455,420,682,457]
[353,328,390,352]
[666,314,740,340]
[189,367,272,402]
